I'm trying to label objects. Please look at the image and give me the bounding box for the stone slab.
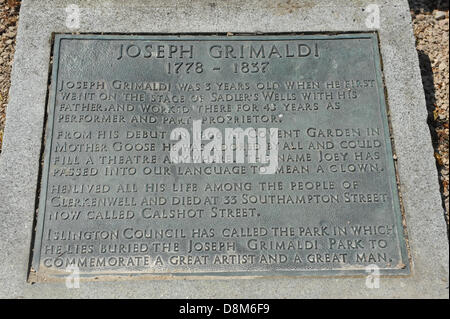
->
[0,0,448,298]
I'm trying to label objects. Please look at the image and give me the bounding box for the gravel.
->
[0,0,448,224]
[0,0,20,153]
[409,0,449,227]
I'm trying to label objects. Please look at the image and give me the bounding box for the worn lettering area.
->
[31,34,409,279]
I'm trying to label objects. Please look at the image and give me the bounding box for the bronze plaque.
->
[31,34,409,280]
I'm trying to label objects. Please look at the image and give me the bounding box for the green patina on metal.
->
[31,33,409,280]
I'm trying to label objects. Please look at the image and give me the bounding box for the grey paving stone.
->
[0,0,447,298]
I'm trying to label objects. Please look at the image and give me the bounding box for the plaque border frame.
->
[30,32,410,280]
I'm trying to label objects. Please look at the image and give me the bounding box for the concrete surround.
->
[0,0,448,298]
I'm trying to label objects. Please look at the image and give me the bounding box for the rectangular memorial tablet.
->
[31,34,409,279]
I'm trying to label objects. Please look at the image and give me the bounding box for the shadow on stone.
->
[408,0,449,12]
[417,50,449,234]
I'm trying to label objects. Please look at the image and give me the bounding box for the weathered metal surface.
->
[31,34,409,279]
